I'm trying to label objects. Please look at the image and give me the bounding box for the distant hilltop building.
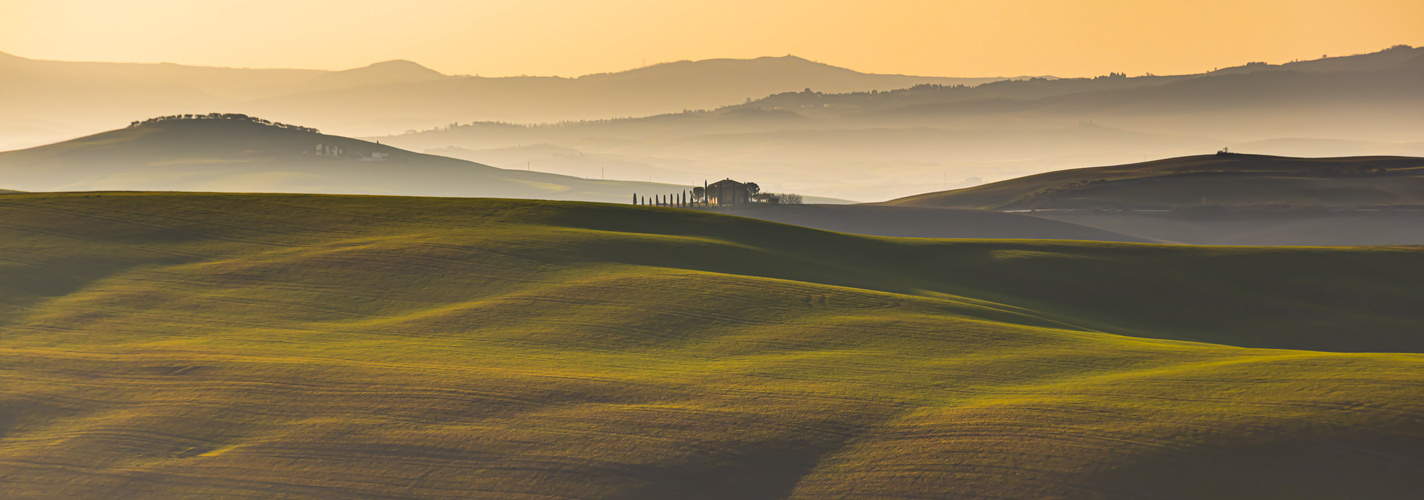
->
[314,144,344,157]
[708,179,749,206]
[313,143,389,160]
[633,178,789,208]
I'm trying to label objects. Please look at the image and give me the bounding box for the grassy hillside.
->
[886,154,1424,210]
[716,203,1154,242]
[0,193,1422,499]
[0,116,688,203]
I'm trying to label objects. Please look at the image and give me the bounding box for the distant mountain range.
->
[376,45,1424,201]
[668,45,1424,143]
[0,51,1021,149]
[6,45,1422,203]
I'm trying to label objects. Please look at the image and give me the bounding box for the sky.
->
[2,0,1422,78]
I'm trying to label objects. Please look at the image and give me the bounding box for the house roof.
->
[708,179,744,187]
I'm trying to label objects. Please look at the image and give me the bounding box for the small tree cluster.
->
[129,113,319,134]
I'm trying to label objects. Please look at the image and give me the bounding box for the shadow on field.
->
[624,442,830,500]
[1091,434,1424,500]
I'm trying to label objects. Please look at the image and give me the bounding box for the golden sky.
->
[2,0,1422,78]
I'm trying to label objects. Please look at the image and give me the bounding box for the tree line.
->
[635,182,803,207]
[129,113,320,134]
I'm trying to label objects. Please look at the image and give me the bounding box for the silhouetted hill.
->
[740,46,1424,117]
[1209,44,1424,75]
[0,52,1006,146]
[884,153,1424,245]
[576,55,1013,91]
[302,59,447,90]
[1227,138,1424,158]
[886,154,1424,210]
[0,115,690,202]
[237,55,1012,136]
[0,51,321,149]
[726,46,1424,142]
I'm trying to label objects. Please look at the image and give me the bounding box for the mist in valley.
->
[4,45,1420,203]
[3,45,1423,245]
[371,45,1424,202]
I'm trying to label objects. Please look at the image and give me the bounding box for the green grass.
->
[886,153,1424,210]
[0,192,1421,499]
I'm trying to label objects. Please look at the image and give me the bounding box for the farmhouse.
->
[707,179,749,206]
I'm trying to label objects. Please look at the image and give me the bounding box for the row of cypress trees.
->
[632,190,705,207]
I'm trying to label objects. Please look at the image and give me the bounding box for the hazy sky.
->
[3,0,1421,78]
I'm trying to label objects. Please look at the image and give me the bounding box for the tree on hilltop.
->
[127,113,319,134]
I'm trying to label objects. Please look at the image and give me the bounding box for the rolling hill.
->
[1031,210,1424,246]
[885,153,1424,210]
[715,203,1153,242]
[0,192,1421,498]
[0,115,690,203]
[883,153,1424,245]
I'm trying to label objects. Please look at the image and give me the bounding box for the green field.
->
[715,203,1154,243]
[1,192,1421,499]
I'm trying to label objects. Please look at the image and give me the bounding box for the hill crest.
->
[885,153,1424,211]
[308,59,447,87]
